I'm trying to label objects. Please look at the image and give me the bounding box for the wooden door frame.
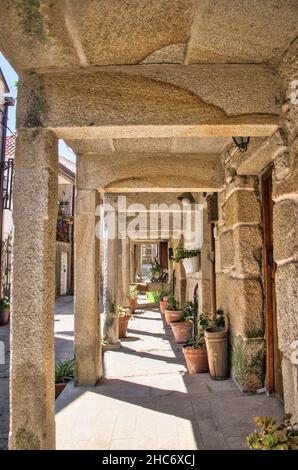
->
[261,166,283,397]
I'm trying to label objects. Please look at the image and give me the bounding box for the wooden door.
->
[159,241,168,269]
[261,168,283,399]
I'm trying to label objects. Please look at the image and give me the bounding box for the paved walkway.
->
[56,301,283,450]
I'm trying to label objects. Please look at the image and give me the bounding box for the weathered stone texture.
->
[75,190,101,386]
[281,355,298,421]
[223,190,261,230]
[275,263,298,357]
[10,129,58,450]
[273,199,298,261]
[272,137,298,199]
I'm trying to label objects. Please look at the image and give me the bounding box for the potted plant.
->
[164,292,183,325]
[149,257,162,281]
[0,297,10,325]
[159,290,171,314]
[174,245,200,274]
[55,358,75,399]
[128,286,138,312]
[118,306,132,338]
[182,312,209,374]
[204,307,229,380]
[170,301,195,343]
[247,414,298,450]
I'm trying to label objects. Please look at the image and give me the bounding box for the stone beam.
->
[77,153,223,192]
[17,65,280,138]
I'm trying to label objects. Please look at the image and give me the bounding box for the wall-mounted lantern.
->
[232,136,250,152]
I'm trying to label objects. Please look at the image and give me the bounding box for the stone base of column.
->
[102,340,122,351]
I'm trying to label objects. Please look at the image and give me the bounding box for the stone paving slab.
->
[56,305,284,450]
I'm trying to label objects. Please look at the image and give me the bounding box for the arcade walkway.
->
[55,300,283,450]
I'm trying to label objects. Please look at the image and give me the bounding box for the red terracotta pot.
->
[118,315,131,338]
[170,321,193,343]
[55,383,66,399]
[183,346,209,374]
[164,309,183,325]
[160,300,168,314]
[129,297,138,311]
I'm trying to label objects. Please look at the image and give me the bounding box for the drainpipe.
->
[0,97,15,297]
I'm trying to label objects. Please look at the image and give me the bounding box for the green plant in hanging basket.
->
[174,245,200,262]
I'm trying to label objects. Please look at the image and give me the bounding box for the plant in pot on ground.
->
[247,414,298,450]
[183,312,210,374]
[118,306,132,338]
[170,301,195,343]
[55,358,75,399]
[128,285,138,312]
[158,290,171,314]
[164,292,183,325]
[174,245,200,274]
[0,297,10,325]
[149,257,162,281]
[204,307,229,380]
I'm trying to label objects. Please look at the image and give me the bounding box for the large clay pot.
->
[0,308,10,325]
[170,321,193,343]
[183,346,209,374]
[204,327,229,380]
[118,315,131,338]
[160,300,168,314]
[129,297,137,312]
[164,309,183,325]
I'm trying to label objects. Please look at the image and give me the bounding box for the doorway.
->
[261,168,283,399]
[60,251,68,296]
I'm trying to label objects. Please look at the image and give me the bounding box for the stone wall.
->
[216,176,265,392]
[216,39,298,417]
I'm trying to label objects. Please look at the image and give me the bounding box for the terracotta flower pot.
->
[164,309,183,325]
[170,321,193,343]
[129,297,137,311]
[204,327,229,380]
[160,300,168,314]
[55,383,67,399]
[118,315,131,338]
[183,346,209,374]
[0,308,10,325]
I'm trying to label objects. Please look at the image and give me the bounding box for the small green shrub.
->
[129,286,138,299]
[174,245,200,263]
[118,306,131,318]
[167,292,179,311]
[0,297,10,309]
[247,414,298,450]
[55,359,75,384]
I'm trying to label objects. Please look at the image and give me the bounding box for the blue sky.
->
[0,52,76,163]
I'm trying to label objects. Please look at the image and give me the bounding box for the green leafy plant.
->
[55,359,75,384]
[174,245,200,263]
[182,301,196,322]
[247,414,298,450]
[149,257,162,275]
[158,290,171,302]
[167,292,179,311]
[129,286,138,299]
[0,297,10,309]
[118,306,132,318]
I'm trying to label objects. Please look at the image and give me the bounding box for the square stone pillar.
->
[9,129,58,450]
[75,189,101,385]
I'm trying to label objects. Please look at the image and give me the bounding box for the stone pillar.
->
[75,189,101,385]
[217,176,264,392]
[9,129,58,450]
[272,40,298,420]
[121,237,130,305]
[200,204,212,313]
[102,206,120,346]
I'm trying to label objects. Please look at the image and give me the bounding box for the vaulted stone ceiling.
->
[0,0,297,72]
